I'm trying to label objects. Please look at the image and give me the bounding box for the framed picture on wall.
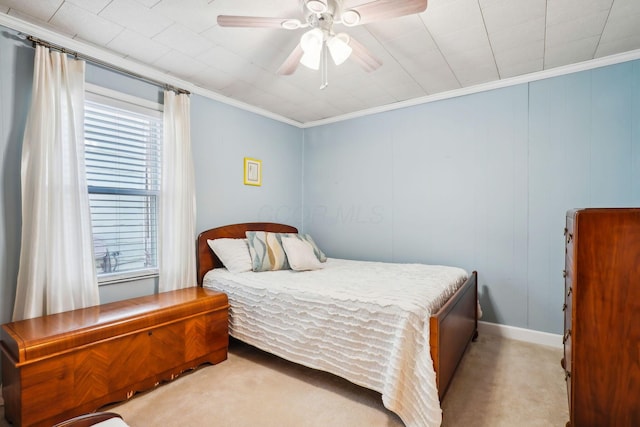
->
[244,157,262,186]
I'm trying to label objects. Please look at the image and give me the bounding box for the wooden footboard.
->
[430,270,478,400]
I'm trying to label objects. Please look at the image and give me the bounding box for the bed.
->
[196,222,478,427]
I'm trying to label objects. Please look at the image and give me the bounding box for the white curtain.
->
[159,90,196,292]
[13,45,99,321]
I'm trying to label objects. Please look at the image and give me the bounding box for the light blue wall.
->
[526,62,640,333]
[303,60,640,334]
[191,95,303,233]
[0,30,32,327]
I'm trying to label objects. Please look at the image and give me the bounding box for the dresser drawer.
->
[563,331,572,405]
[563,218,575,413]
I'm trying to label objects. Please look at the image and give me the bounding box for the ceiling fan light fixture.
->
[300,28,324,52]
[281,19,302,30]
[341,10,360,26]
[306,0,328,14]
[300,50,321,70]
[300,28,324,70]
[327,33,352,65]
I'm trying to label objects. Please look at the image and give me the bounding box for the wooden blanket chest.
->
[1,287,229,427]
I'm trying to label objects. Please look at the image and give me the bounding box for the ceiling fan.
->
[217,0,428,89]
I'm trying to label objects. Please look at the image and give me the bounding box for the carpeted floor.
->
[0,334,569,426]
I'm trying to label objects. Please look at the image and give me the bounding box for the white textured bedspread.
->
[203,258,468,427]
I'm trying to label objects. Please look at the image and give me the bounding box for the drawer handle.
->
[562,270,567,278]
[567,287,572,297]
[566,233,573,244]
[565,370,571,380]
[563,329,571,344]
[562,303,567,312]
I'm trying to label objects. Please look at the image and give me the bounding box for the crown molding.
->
[0,12,304,128]
[2,11,639,130]
[302,48,640,128]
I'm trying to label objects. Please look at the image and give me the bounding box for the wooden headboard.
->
[196,222,298,285]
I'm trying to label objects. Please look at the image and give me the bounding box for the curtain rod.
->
[27,35,190,95]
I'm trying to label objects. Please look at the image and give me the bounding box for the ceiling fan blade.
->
[277,44,304,75]
[345,0,428,25]
[348,37,382,72]
[217,15,295,29]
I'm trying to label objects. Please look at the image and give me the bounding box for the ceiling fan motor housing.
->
[304,0,355,27]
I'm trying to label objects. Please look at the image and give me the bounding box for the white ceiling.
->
[1,0,640,125]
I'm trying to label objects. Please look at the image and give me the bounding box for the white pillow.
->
[281,237,323,271]
[207,238,252,273]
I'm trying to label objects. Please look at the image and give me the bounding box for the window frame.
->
[85,83,163,285]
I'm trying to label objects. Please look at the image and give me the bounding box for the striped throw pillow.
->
[245,231,290,271]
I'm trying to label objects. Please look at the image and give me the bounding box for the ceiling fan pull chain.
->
[320,41,329,90]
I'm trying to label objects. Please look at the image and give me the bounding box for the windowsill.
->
[98,270,159,286]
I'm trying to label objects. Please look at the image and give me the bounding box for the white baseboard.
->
[478,321,563,349]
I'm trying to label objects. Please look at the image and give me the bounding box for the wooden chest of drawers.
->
[1,287,229,427]
[563,208,640,427]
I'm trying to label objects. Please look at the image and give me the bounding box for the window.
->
[84,87,162,283]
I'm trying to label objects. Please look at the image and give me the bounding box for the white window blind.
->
[84,91,162,283]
